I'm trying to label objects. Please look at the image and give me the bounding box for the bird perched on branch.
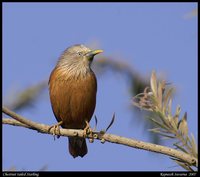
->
[48,44,103,158]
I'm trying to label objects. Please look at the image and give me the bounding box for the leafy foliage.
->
[133,71,198,171]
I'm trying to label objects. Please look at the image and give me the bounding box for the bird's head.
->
[57,44,103,68]
[55,44,103,78]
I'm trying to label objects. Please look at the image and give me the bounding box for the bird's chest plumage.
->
[49,67,97,129]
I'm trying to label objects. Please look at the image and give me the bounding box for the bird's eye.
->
[77,52,82,56]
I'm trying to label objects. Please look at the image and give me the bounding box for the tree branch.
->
[3,118,31,128]
[2,106,197,168]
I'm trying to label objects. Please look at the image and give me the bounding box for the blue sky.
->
[3,2,197,171]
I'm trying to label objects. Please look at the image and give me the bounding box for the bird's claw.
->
[83,120,93,138]
[48,121,63,140]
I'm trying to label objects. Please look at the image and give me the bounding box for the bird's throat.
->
[56,62,92,81]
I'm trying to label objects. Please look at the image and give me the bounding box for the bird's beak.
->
[85,49,103,58]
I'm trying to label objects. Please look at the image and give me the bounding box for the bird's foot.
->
[48,121,63,140]
[83,120,93,138]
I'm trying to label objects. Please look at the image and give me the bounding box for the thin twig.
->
[2,106,197,167]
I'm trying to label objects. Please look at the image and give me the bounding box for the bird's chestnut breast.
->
[49,67,97,129]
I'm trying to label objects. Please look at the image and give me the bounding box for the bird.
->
[48,44,103,158]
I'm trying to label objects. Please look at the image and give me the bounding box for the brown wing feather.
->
[49,67,97,129]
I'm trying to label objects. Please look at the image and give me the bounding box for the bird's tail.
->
[68,137,88,158]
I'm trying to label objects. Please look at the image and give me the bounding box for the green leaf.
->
[162,136,175,140]
[158,133,175,139]
[149,117,169,131]
[148,127,169,133]
[150,71,157,97]
[167,98,172,116]
[168,116,178,131]
[148,127,161,132]
[173,143,189,154]
[163,88,173,113]
[172,159,194,171]
[187,133,198,157]
[175,105,181,116]
[156,111,171,127]
[157,82,163,110]
[149,126,175,138]
[173,105,181,127]
[178,113,188,137]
